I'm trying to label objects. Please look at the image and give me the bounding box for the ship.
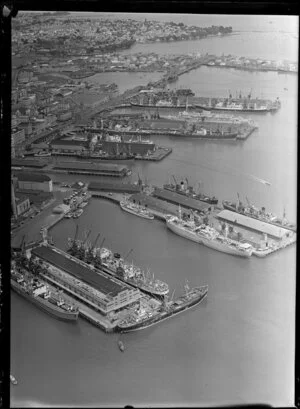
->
[116,283,208,333]
[194,93,281,113]
[165,210,253,257]
[34,151,51,157]
[120,199,154,220]
[130,100,187,109]
[174,110,258,127]
[118,340,125,352]
[222,198,296,232]
[67,237,169,297]
[163,177,218,205]
[11,267,79,321]
[171,127,238,140]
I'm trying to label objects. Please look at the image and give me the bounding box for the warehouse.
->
[11,159,47,168]
[216,209,291,239]
[31,245,141,314]
[53,161,130,177]
[16,172,53,193]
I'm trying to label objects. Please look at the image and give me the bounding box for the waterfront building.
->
[14,193,31,217]
[17,173,53,193]
[31,246,142,314]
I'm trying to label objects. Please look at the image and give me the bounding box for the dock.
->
[30,244,143,332]
[216,209,296,240]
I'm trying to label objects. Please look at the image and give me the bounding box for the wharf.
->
[39,270,117,332]
[88,181,141,194]
[216,209,296,240]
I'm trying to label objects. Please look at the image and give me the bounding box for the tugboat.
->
[118,340,125,352]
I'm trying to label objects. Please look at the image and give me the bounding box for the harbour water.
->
[11,14,297,407]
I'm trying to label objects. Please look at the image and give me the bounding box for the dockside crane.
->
[172,175,178,189]
[86,232,101,263]
[69,224,79,255]
[124,248,133,263]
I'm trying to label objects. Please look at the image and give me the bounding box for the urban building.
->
[17,173,53,193]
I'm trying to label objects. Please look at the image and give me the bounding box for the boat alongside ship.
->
[165,211,253,257]
[222,198,296,232]
[11,266,79,322]
[163,178,218,205]
[120,199,154,220]
[116,284,208,333]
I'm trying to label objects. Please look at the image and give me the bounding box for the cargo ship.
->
[11,267,79,321]
[130,100,187,109]
[164,177,218,205]
[120,199,154,220]
[194,93,281,113]
[222,198,296,232]
[67,239,169,297]
[165,211,253,257]
[116,283,208,333]
[166,110,258,127]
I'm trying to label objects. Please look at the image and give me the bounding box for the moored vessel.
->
[194,93,281,113]
[67,238,169,297]
[163,177,218,205]
[165,211,253,257]
[222,197,296,232]
[116,283,208,333]
[120,199,154,220]
[11,267,79,321]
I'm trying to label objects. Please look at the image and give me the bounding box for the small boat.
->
[10,374,18,385]
[118,340,125,352]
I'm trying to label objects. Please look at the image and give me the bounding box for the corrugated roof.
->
[216,209,289,239]
[32,246,126,297]
[12,159,46,168]
[53,161,127,171]
[17,172,52,182]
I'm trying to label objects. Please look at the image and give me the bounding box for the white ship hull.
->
[120,202,154,220]
[166,220,252,258]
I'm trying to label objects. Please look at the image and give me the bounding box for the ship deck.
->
[152,187,212,212]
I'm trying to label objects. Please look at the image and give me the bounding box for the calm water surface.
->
[11,14,297,407]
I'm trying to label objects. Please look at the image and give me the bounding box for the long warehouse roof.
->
[216,209,291,239]
[53,161,127,171]
[32,246,127,297]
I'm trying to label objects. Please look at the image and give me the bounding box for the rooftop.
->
[17,172,52,183]
[216,209,291,239]
[32,246,127,297]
